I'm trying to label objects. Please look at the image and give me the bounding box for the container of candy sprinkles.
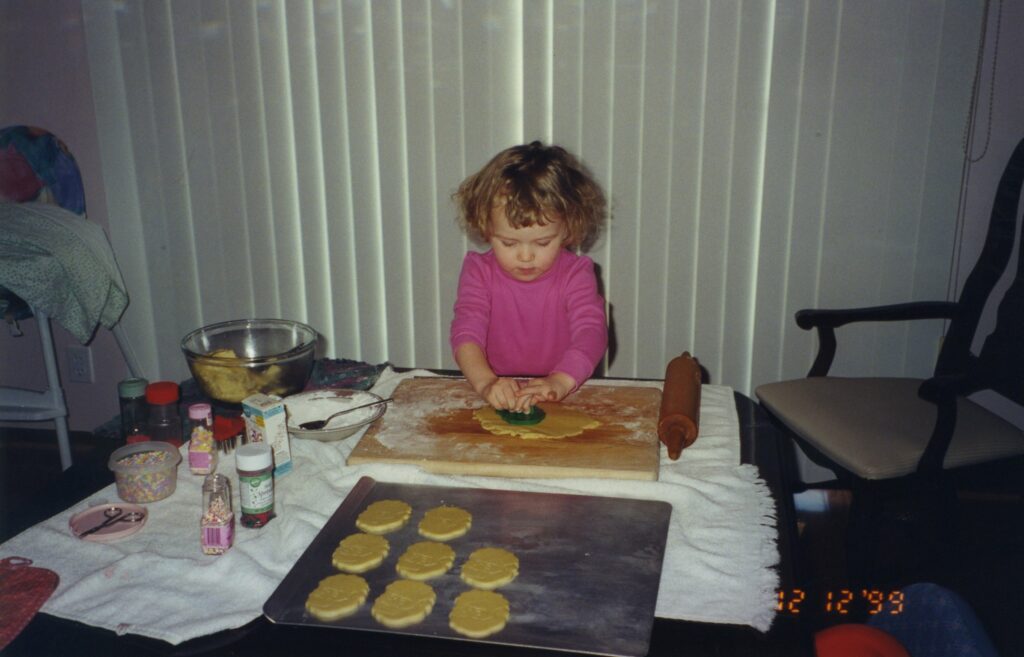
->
[109,441,183,503]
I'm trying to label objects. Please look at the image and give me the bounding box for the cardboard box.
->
[242,393,293,476]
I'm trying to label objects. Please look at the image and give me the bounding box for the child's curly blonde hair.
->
[454,141,606,251]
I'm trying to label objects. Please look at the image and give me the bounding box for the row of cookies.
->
[350,498,521,587]
[355,499,472,539]
[333,531,519,587]
[305,573,510,638]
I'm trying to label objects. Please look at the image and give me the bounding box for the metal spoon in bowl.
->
[298,397,393,431]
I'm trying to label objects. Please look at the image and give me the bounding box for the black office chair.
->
[756,136,1024,584]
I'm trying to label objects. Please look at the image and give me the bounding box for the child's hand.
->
[480,377,524,410]
[515,373,576,409]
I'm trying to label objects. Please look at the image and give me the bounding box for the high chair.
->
[0,125,141,470]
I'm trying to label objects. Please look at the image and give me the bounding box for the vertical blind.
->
[82,0,982,394]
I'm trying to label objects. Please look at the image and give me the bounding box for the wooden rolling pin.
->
[658,352,702,460]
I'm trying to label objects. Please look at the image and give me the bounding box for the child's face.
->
[488,204,566,282]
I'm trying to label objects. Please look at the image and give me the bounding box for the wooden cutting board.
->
[347,377,661,480]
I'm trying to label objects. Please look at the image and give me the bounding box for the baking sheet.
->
[263,476,672,656]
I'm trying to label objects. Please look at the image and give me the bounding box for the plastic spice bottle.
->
[145,381,183,447]
[201,474,234,555]
[187,403,217,475]
[117,377,149,443]
[236,442,274,528]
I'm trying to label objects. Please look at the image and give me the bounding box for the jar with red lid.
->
[145,381,183,447]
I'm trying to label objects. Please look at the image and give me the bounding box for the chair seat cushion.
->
[756,377,1024,479]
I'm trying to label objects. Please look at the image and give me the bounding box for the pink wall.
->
[0,0,130,432]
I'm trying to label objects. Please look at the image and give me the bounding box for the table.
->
[3,393,810,656]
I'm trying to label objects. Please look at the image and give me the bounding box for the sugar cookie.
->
[449,589,510,638]
[332,532,390,573]
[417,505,472,541]
[356,499,412,534]
[305,573,369,621]
[395,540,456,580]
[460,546,519,589]
[371,579,436,628]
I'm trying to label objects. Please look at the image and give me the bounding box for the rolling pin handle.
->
[658,351,702,460]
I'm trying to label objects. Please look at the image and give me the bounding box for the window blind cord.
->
[962,0,1000,166]
[946,0,1001,323]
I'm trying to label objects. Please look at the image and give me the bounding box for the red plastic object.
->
[145,381,180,405]
[0,557,59,651]
[213,414,245,442]
[815,624,909,657]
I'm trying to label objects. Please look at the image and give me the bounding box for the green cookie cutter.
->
[496,406,546,426]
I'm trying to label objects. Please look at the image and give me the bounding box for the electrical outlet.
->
[67,345,95,383]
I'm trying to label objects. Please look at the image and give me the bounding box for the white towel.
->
[0,368,779,644]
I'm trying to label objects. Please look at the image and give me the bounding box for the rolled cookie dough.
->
[474,404,600,439]
[449,589,510,638]
[418,505,472,541]
[332,533,390,573]
[396,541,456,580]
[356,499,412,534]
[305,573,370,621]
[460,547,519,589]
[371,579,436,628]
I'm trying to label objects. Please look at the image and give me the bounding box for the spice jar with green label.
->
[236,443,274,528]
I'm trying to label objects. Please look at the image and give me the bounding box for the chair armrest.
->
[797,301,959,376]
[796,301,959,330]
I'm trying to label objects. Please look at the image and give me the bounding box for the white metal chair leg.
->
[32,306,72,471]
[1,308,140,471]
[55,413,72,471]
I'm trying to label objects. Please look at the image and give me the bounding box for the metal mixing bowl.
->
[181,319,317,404]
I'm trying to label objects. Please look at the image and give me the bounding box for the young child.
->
[450,141,608,412]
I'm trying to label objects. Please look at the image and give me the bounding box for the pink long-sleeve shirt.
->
[450,249,608,388]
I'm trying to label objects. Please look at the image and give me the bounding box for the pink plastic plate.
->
[69,504,148,543]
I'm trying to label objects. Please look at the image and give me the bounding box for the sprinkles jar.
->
[108,441,182,503]
[201,474,234,555]
[187,403,217,475]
